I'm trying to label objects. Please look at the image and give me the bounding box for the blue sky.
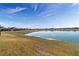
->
[0,3,79,28]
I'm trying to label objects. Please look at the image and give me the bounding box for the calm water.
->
[26,31,79,43]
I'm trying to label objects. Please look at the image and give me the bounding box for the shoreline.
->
[25,31,79,44]
[0,31,79,56]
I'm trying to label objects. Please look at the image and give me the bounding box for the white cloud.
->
[71,3,79,7]
[33,4,38,12]
[7,7,27,14]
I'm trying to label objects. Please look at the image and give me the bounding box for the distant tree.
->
[0,25,2,36]
[0,25,4,36]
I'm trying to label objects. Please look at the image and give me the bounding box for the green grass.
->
[0,31,79,56]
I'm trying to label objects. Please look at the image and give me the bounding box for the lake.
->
[25,31,79,43]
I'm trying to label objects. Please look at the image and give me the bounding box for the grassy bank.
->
[0,31,79,56]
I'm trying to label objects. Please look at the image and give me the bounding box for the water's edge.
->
[25,31,79,44]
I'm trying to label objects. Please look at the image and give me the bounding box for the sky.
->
[0,3,79,28]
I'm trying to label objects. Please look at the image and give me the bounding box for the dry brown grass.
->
[0,31,79,56]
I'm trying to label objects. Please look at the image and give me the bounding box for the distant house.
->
[8,27,17,31]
